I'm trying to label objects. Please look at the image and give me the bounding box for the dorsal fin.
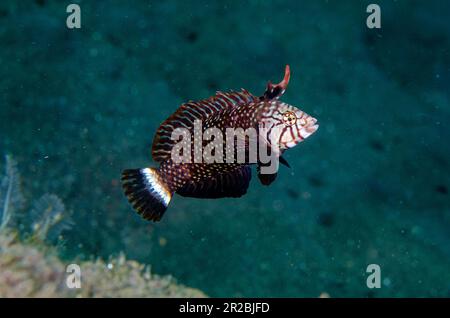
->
[261,65,290,101]
[152,89,257,162]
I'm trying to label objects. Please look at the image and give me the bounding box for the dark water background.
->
[1,0,449,297]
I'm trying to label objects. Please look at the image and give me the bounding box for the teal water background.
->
[1,0,449,297]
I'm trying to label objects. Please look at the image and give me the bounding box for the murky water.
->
[0,0,449,297]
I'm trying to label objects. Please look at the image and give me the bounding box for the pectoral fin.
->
[257,164,278,186]
[279,156,291,168]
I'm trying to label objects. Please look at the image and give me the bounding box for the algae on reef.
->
[0,153,206,297]
[0,232,207,298]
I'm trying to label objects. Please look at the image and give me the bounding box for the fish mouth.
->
[305,124,318,136]
[306,118,319,134]
[300,123,319,139]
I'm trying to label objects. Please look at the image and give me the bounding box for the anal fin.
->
[177,165,252,199]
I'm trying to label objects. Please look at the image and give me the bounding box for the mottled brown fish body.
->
[121,66,318,222]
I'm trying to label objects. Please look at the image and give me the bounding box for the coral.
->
[0,155,24,230]
[0,232,66,297]
[0,232,207,298]
[0,155,205,297]
[78,256,206,298]
[30,194,73,242]
[0,155,73,243]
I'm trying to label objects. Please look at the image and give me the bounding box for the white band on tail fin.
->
[141,168,172,206]
[121,168,172,222]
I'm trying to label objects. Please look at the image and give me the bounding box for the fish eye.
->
[282,111,297,126]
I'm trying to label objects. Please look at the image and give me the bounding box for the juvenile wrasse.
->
[122,66,318,222]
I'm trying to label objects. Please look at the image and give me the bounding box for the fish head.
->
[259,101,319,151]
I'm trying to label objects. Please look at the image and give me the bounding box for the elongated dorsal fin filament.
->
[262,65,291,101]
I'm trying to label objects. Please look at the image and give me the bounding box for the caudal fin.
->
[121,168,172,222]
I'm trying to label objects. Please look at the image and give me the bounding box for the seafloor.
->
[0,0,449,297]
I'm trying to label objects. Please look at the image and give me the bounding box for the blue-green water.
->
[1,0,449,297]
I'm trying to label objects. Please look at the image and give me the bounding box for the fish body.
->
[122,66,318,221]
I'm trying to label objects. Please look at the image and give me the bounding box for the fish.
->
[121,65,318,222]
